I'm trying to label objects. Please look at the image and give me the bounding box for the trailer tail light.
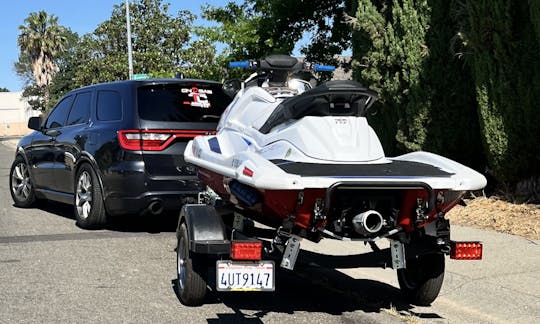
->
[118,129,214,151]
[450,241,483,260]
[230,241,262,260]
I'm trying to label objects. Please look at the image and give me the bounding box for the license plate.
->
[216,261,275,291]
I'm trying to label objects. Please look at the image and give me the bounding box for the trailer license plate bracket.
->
[216,261,275,292]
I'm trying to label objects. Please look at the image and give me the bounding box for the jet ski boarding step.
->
[270,159,454,178]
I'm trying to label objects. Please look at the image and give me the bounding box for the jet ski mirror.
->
[287,78,312,94]
[223,79,242,98]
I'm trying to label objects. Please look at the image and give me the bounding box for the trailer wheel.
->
[176,222,207,306]
[397,253,445,306]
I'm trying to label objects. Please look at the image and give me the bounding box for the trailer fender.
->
[177,204,230,254]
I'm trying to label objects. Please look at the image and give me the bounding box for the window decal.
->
[181,87,213,108]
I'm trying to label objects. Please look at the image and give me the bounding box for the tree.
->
[72,0,212,86]
[452,0,540,188]
[350,0,484,171]
[351,0,432,153]
[201,0,352,65]
[0,87,9,92]
[47,29,79,109]
[17,11,68,108]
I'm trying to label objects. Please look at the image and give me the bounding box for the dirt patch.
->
[446,197,540,240]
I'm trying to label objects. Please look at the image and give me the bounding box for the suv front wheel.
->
[9,155,36,207]
[74,163,106,229]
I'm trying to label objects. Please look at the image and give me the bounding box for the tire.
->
[74,163,106,229]
[9,155,36,207]
[176,222,208,306]
[397,253,445,306]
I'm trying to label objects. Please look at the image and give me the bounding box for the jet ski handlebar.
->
[228,54,335,73]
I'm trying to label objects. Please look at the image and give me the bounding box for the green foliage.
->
[16,11,69,110]
[530,0,540,46]
[47,29,79,110]
[351,0,484,169]
[73,0,195,86]
[201,2,268,60]
[201,0,352,66]
[21,85,47,111]
[177,38,227,81]
[0,87,9,92]
[452,0,540,183]
[14,52,34,86]
[352,0,432,153]
[17,11,68,86]
[263,0,353,65]
[421,1,484,168]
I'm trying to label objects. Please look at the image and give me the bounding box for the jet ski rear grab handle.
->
[323,180,436,214]
[316,181,435,242]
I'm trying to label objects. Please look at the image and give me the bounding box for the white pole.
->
[126,0,134,80]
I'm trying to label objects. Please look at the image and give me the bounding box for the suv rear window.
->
[137,82,231,122]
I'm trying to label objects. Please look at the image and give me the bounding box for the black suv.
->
[9,79,231,229]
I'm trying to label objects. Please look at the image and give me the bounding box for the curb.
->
[0,136,22,142]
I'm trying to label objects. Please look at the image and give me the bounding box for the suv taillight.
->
[118,129,214,151]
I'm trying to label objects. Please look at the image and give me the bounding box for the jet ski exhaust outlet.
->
[352,210,384,235]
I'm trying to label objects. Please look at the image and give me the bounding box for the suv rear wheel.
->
[74,164,106,229]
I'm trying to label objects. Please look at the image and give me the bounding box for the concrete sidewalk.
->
[300,225,540,323]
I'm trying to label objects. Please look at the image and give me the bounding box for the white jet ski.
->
[179,55,485,306]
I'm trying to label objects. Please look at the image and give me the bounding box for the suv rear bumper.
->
[100,156,206,216]
[105,190,203,216]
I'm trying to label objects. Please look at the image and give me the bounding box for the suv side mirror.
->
[28,116,42,130]
[223,79,242,98]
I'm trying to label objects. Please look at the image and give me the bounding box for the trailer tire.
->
[397,253,445,306]
[176,222,208,306]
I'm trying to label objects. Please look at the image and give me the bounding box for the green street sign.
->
[132,73,149,80]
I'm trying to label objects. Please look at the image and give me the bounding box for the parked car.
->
[9,79,232,229]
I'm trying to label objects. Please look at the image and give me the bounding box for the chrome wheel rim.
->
[177,236,187,290]
[11,163,32,201]
[76,171,93,219]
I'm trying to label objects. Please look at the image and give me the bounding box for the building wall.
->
[0,92,40,136]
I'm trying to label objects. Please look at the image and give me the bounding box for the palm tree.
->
[17,11,67,104]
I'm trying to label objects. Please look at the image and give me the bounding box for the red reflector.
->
[242,167,254,177]
[450,241,483,260]
[230,241,262,260]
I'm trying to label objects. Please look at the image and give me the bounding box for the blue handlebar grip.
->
[314,64,336,72]
[229,61,250,68]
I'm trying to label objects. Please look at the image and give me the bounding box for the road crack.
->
[0,231,163,244]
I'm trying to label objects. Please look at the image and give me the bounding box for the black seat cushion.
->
[259,80,378,134]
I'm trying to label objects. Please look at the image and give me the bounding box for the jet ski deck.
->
[270,159,454,178]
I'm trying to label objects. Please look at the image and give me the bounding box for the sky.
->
[0,0,232,92]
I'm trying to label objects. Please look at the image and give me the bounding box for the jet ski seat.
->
[259,80,378,134]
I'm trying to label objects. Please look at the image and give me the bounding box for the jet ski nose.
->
[352,210,384,235]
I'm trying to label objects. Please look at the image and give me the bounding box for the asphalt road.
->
[1,139,539,323]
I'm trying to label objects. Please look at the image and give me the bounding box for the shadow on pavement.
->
[20,200,179,234]
[171,248,446,323]
[106,211,179,233]
[30,200,76,221]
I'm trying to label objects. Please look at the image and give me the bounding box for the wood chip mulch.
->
[446,197,540,240]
